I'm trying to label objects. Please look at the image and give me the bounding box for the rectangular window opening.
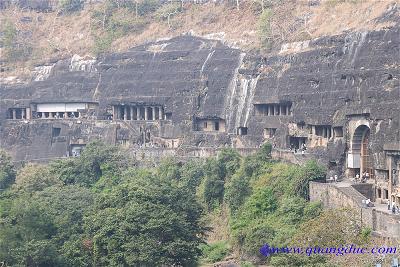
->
[52,127,61,137]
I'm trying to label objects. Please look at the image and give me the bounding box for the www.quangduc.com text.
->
[259,244,397,257]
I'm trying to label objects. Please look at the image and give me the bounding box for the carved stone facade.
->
[0,29,399,202]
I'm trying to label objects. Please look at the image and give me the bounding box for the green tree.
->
[255,142,272,162]
[202,158,225,210]
[49,141,129,187]
[293,160,326,199]
[0,150,16,190]
[217,148,241,180]
[157,157,182,181]
[224,169,252,214]
[36,185,95,266]
[86,172,205,266]
[13,163,61,192]
[0,195,60,266]
[179,159,205,192]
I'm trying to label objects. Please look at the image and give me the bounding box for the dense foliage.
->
[0,144,204,266]
[0,150,16,190]
[0,143,372,266]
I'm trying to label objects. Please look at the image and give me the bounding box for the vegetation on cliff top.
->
[0,0,397,79]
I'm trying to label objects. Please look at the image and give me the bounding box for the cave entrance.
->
[349,125,374,179]
[289,136,306,152]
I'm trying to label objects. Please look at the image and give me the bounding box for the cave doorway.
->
[350,125,374,179]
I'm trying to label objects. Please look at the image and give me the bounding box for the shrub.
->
[59,0,84,13]
[137,0,162,16]
[293,160,326,199]
[200,241,230,263]
[0,20,32,62]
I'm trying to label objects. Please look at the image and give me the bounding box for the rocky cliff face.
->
[0,28,399,184]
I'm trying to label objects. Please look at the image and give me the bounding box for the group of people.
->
[289,143,307,154]
[355,171,370,183]
[362,198,373,207]
[388,202,400,214]
[328,174,339,183]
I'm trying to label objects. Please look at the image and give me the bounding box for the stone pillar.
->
[152,107,156,121]
[22,109,26,119]
[116,106,121,120]
[130,106,134,121]
[26,108,31,120]
[49,112,54,119]
[159,107,163,120]
[133,106,137,120]
[137,107,141,120]
[112,106,116,120]
[286,105,290,115]
[388,156,393,206]
[144,107,148,121]
[280,105,283,115]
[269,105,273,116]
[12,109,16,120]
[274,105,279,116]
[64,112,68,119]
[123,106,128,121]
[312,125,316,135]
[331,127,334,139]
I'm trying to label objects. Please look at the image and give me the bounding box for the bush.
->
[0,20,32,62]
[256,142,272,161]
[138,0,162,16]
[200,241,230,263]
[91,2,147,54]
[293,160,326,199]
[154,2,181,22]
[241,261,256,267]
[59,0,84,13]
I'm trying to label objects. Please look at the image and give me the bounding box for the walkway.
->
[328,178,400,216]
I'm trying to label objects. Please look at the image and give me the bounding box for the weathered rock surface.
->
[0,29,399,191]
